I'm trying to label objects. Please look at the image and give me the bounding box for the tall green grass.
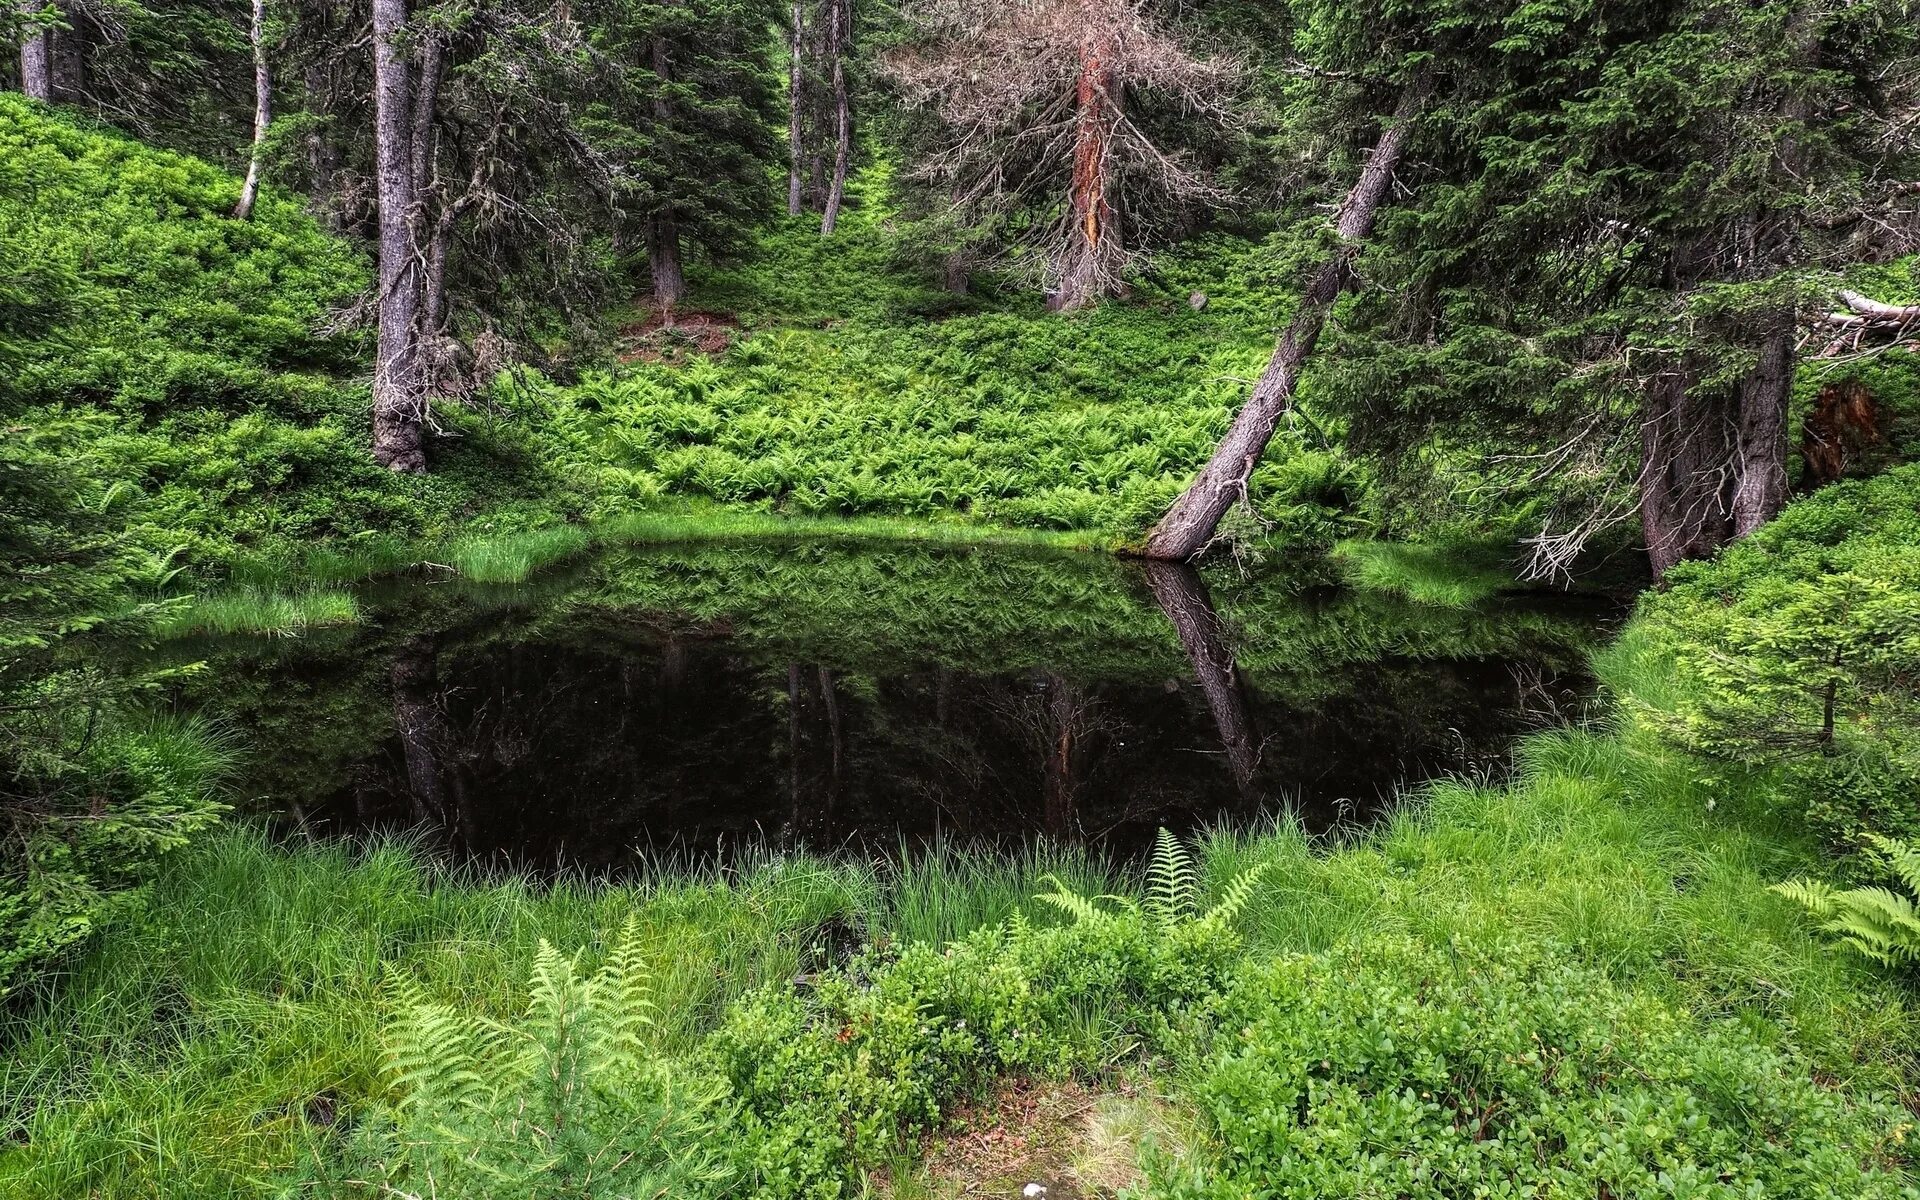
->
[156,588,360,638]
[443,525,594,584]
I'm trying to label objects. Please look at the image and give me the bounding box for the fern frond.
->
[597,914,656,1066]
[1146,827,1196,931]
[1034,887,1108,927]
[1771,878,1840,918]
[1198,861,1271,934]
[1865,835,1920,896]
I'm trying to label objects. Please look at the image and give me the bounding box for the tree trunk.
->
[1143,562,1260,799]
[370,0,426,472]
[1142,76,1429,560]
[47,8,81,100]
[819,0,851,235]
[1730,319,1793,537]
[647,37,688,314]
[787,0,805,216]
[232,0,270,220]
[18,3,50,100]
[646,211,686,314]
[1637,361,1735,578]
[1051,40,1117,312]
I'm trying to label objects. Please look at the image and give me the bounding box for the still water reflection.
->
[178,543,1611,871]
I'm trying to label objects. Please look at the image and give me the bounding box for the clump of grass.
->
[157,588,359,638]
[445,525,593,584]
[1333,538,1516,608]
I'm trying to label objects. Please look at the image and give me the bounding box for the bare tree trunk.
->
[232,0,270,220]
[647,37,688,315]
[18,2,51,100]
[47,10,81,100]
[370,0,426,472]
[819,0,851,235]
[787,0,805,216]
[646,211,686,313]
[1731,320,1793,537]
[1637,361,1735,577]
[1142,76,1428,560]
[1143,562,1260,798]
[1051,39,1116,311]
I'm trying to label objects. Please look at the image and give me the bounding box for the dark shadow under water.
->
[171,542,1614,873]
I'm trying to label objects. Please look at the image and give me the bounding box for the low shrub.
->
[1157,937,1918,1199]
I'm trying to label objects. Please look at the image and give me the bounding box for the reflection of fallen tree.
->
[1143,562,1261,799]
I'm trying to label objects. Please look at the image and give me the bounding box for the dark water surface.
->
[174,543,1614,872]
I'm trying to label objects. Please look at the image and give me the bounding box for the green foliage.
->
[1155,937,1917,1199]
[0,708,231,997]
[711,840,1265,1199]
[1775,837,1920,970]
[1613,465,1920,854]
[156,588,360,638]
[305,920,732,1198]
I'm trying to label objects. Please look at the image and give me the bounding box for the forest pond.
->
[165,543,1615,873]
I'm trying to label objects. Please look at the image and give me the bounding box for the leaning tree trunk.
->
[819,0,851,235]
[232,0,270,220]
[370,0,426,472]
[1051,37,1117,312]
[18,2,51,100]
[787,0,806,216]
[1142,76,1429,560]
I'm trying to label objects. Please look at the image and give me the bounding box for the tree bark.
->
[787,0,805,216]
[232,0,271,220]
[647,37,688,314]
[1142,76,1429,560]
[1637,361,1734,578]
[18,2,51,100]
[1730,320,1793,537]
[46,8,81,100]
[819,0,851,236]
[1143,562,1260,798]
[370,0,426,472]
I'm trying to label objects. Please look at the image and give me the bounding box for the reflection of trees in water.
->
[1144,562,1262,800]
[280,557,1604,869]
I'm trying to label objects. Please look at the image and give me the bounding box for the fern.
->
[351,929,729,1198]
[1035,830,1269,942]
[1146,827,1198,932]
[1197,860,1272,936]
[1772,837,1920,969]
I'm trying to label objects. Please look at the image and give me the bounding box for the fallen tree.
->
[1141,74,1427,561]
